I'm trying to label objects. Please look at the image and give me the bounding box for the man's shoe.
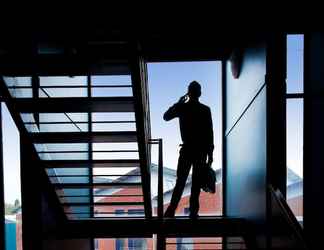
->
[189,213,199,219]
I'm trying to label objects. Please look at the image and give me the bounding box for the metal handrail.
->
[149,138,164,219]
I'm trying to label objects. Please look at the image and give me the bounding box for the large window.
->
[286,34,304,223]
[148,61,222,216]
[1,103,23,250]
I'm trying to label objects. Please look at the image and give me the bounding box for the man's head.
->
[187,81,201,100]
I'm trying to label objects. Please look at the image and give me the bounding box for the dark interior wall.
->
[20,137,43,250]
[20,135,67,250]
[304,32,324,250]
[224,43,267,248]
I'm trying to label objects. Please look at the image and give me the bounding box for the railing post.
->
[149,138,164,219]
[157,139,164,219]
[156,234,166,250]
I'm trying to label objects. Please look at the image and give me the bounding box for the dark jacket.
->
[163,100,214,155]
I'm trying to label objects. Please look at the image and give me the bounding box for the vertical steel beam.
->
[156,234,166,250]
[20,135,42,250]
[266,33,287,197]
[87,75,94,218]
[0,103,5,250]
[221,59,227,250]
[157,139,163,219]
[130,44,152,218]
[87,75,95,250]
[32,75,40,129]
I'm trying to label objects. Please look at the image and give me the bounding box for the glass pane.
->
[39,76,88,98]
[66,213,90,219]
[23,113,89,133]
[148,61,223,216]
[39,152,89,160]
[3,76,32,98]
[95,238,152,250]
[2,103,23,250]
[39,113,88,123]
[93,187,143,200]
[39,76,87,86]
[93,152,139,160]
[58,188,90,197]
[166,237,225,250]
[39,87,87,98]
[94,205,145,218]
[287,35,304,94]
[92,122,136,132]
[50,176,90,184]
[3,76,32,87]
[34,123,88,133]
[64,205,90,214]
[8,88,32,98]
[34,143,88,152]
[286,99,303,223]
[92,112,135,122]
[59,196,90,203]
[93,167,139,177]
[91,75,132,85]
[93,176,140,184]
[95,196,144,203]
[93,142,138,151]
[91,87,133,97]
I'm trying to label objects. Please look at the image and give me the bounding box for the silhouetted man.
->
[163,81,214,218]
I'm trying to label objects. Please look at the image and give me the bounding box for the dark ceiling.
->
[0,24,271,76]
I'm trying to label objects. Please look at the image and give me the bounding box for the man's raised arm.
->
[163,95,186,121]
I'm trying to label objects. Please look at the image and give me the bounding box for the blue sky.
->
[286,35,304,177]
[2,103,21,204]
[1,35,304,204]
[148,61,222,170]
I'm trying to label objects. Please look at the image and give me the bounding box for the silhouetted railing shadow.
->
[269,185,308,249]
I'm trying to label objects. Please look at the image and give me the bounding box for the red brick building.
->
[94,165,302,250]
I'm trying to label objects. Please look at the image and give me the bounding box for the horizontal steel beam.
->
[30,131,137,143]
[43,159,140,168]
[12,97,134,113]
[54,217,247,238]
[62,202,144,206]
[53,182,141,189]
[48,174,141,178]
[59,194,143,198]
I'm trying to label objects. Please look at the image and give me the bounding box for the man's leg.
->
[189,165,201,218]
[189,154,206,218]
[164,148,191,217]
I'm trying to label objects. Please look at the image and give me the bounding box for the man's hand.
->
[178,94,188,104]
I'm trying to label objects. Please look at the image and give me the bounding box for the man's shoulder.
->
[183,101,211,112]
[198,102,211,111]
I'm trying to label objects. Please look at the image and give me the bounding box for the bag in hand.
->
[200,164,216,193]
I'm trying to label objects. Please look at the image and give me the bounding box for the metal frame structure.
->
[130,50,153,218]
[0,30,311,250]
[0,103,4,250]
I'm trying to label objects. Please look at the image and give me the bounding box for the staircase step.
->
[14,97,134,113]
[61,202,144,206]
[30,131,137,143]
[43,159,140,168]
[53,182,142,189]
